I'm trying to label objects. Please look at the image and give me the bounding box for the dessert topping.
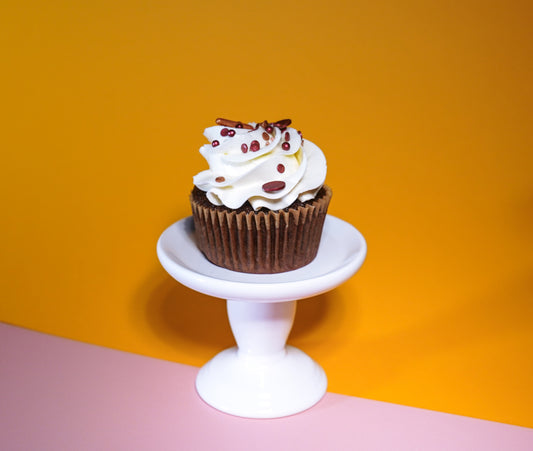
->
[193,118,326,210]
[275,119,292,128]
[262,181,286,193]
[250,140,260,152]
[216,118,254,130]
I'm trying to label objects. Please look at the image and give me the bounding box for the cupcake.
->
[190,118,331,273]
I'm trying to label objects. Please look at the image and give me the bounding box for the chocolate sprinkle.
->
[215,176,225,183]
[216,118,254,130]
[215,118,292,133]
[274,119,292,128]
[262,180,286,193]
[262,132,269,141]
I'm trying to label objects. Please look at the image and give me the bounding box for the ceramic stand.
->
[157,215,366,418]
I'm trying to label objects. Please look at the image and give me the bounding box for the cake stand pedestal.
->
[157,215,366,418]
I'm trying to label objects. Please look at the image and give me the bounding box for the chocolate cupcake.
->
[190,118,331,274]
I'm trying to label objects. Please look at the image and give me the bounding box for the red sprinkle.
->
[277,164,285,173]
[262,132,269,141]
[284,131,290,141]
[212,140,220,147]
[220,128,229,136]
[241,143,248,153]
[228,129,236,137]
[215,176,225,183]
[282,142,290,150]
[236,122,243,128]
[263,180,286,193]
[266,125,274,133]
[250,140,260,152]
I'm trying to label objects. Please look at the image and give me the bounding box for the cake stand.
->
[157,215,366,418]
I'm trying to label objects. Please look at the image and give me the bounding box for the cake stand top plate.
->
[157,215,366,303]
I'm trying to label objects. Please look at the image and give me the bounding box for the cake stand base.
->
[196,346,327,418]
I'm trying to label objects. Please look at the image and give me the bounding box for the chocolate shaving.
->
[216,118,254,130]
[274,119,292,128]
[215,118,293,132]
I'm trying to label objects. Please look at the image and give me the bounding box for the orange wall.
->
[2,0,532,427]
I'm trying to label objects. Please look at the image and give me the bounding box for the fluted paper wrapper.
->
[190,186,332,273]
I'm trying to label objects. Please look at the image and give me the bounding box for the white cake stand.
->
[157,215,366,418]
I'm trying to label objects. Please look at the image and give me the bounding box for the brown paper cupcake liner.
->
[190,185,332,273]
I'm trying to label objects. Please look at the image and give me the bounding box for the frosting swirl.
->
[193,119,327,210]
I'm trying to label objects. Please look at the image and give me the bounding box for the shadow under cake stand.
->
[157,215,366,418]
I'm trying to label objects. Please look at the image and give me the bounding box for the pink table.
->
[1,322,531,450]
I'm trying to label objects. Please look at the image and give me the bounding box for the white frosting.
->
[193,121,327,210]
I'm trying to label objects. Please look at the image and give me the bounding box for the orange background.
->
[2,0,532,427]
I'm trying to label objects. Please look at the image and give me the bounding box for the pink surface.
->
[1,322,531,451]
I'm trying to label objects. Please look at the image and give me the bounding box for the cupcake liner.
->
[190,186,332,273]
